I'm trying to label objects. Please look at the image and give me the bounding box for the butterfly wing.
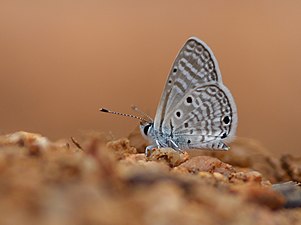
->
[171,83,238,150]
[154,37,224,134]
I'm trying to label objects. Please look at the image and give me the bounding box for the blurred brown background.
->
[0,1,300,155]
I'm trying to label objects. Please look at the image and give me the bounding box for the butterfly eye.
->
[143,124,151,136]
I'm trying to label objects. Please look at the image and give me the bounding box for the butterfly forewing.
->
[154,37,223,132]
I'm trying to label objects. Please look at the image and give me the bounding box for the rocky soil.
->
[0,130,300,225]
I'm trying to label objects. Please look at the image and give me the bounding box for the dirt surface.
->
[0,130,300,225]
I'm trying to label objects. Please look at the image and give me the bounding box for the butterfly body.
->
[140,122,186,150]
[139,37,237,151]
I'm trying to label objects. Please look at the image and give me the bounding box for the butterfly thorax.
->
[140,122,183,150]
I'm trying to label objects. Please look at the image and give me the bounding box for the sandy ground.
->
[0,130,300,225]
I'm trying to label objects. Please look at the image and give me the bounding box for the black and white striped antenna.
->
[99,108,150,123]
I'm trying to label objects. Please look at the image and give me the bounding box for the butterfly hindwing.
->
[169,83,237,150]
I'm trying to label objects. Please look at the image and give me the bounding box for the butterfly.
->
[100,37,237,153]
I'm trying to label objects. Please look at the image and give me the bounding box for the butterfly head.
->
[99,106,155,141]
[139,121,154,140]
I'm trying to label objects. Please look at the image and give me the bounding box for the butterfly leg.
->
[169,139,184,153]
[145,140,161,156]
[155,139,161,147]
[145,145,155,156]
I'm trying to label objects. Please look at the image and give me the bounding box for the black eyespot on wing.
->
[176,111,181,117]
[173,67,177,73]
[184,122,188,128]
[187,140,191,144]
[223,116,230,124]
[186,96,192,103]
[168,79,172,84]
[143,124,151,135]
[221,133,227,139]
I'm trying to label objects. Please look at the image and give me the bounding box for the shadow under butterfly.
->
[100,37,238,154]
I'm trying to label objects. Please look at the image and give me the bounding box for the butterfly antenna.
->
[131,105,153,122]
[99,108,148,123]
